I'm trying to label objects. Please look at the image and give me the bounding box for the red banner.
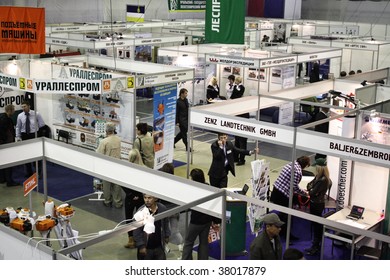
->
[0,6,45,54]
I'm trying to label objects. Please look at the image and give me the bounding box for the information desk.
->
[320,207,383,259]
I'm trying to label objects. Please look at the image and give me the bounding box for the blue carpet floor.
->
[206,216,351,260]
[13,162,94,201]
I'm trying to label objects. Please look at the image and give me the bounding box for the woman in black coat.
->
[305,158,332,256]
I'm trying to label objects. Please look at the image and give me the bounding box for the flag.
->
[205,0,245,44]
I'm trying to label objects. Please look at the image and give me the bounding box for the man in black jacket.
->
[208,132,258,188]
[0,104,19,186]
[174,88,189,151]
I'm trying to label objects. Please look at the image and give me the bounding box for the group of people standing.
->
[250,156,332,260]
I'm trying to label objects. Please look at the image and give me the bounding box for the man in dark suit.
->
[230,76,249,165]
[208,132,259,188]
[174,88,189,151]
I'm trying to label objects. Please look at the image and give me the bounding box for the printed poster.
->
[153,83,177,169]
[249,159,270,234]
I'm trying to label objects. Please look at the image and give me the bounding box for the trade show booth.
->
[188,74,390,255]
[0,54,194,168]
[289,35,390,75]
[157,44,342,106]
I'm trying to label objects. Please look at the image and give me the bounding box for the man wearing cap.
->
[249,213,284,260]
[305,158,332,256]
[96,122,123,208]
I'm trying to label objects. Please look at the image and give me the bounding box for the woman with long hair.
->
[305,158,332,256]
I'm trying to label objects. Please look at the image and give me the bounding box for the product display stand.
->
[89,178,104,201]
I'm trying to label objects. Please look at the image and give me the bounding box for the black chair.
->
[356,231,390,260]
[58,129,70,144]
[322,210,337,255]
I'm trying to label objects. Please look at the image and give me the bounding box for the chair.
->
[322,210,336,255]
[356,245,382,260]
[57,129,70,144]
[356,231,390,260]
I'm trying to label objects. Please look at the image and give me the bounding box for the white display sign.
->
[134,36,185,45]
[278,102,294,125]
[190,109,294,145]
[53,66,114,80]
[288,38,332,47]
[33,79,101,94]
[94,38,135,49]
[260,56,297,68]
[205,54,260,68]
[46,37,95,49]
[296,131,390,167]
[0,73,21,91]
[136,71,194,88]
[331,41,379,51]
[298,49,342,63]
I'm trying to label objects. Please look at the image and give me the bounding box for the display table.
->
[226,189,247,256]
[320,207,383,259]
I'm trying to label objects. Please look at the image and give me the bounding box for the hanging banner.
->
[205,0,245,44]
[0,6,45,54]
[168,0,206,12]
[126,5,145,22]
[153,83,177,169]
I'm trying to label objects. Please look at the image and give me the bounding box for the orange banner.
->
[0,6,45,54]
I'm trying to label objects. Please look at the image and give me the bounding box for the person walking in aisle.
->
[182,168,220,260]
[133,122,155,169]
[230,76,249,165]
[0,104,19,187]
[174,88,189,151]
[123,148,145,249]
[270,156,311,239]
[208,132,259,188]
[249,213,284,260]
[96,122,123,208]
[133,194,171,260]
[15,100,45,177]
[305,158,332,256]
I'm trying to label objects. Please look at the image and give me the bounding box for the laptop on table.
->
[346,205,365,221]
[233,184,249,195]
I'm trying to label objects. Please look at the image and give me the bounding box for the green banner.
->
[168,0,206,12]
[205,0,245,44]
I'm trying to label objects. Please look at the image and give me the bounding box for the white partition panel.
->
[0,139,43,168]
[0,224,53,260]
[350,162,389,213]
[43,139,222,217]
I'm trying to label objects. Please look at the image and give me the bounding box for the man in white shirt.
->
[15,101,46,177]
